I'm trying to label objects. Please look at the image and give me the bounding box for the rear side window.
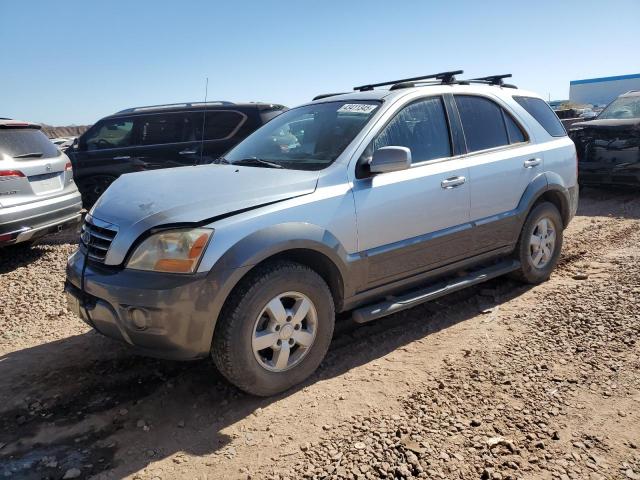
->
[0,128,60,158]
[203,111,245,140]
[84,118,135,150]
[504,112,527,143]
[374,96,451,163]
[455,96,509,152]
[513,96,566,137]
[139,113,192,145]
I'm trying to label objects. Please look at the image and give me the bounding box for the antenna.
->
[199,77,208,164]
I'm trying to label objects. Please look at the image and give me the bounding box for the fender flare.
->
[516,172,571,226]
[198,223,356,350]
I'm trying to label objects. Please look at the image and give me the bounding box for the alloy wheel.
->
[251,291,318,372]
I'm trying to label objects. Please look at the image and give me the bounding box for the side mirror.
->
[369,146,411,174]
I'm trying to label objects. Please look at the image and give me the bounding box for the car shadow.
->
[0,277,531,479]
[0,243,47,274]
[577,185,640,220]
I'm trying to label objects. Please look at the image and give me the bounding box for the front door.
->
[352,96,471,288]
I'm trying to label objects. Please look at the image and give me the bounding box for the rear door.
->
[130,112,201,168]
[0,127,75,208]
[453,94,541,252]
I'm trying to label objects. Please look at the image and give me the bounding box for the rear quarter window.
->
[513,96,566,137]
[0,128,60,158]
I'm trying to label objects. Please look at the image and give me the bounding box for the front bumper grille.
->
[80,215,118,263]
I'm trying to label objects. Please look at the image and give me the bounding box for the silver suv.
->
[66,72,578,396]
[1,120,82,246]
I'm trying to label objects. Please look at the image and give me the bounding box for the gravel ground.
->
[0,188,639,480]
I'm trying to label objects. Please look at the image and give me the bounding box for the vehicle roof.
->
[0,118,41,129]
[308,83,544,105]
[106,101,287,118]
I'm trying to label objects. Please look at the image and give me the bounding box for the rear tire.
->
[212,261,335,396]
[511,202,563,284]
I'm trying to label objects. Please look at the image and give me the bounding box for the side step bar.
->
[352,259,520,324]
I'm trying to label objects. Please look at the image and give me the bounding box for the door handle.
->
[523,158,541,168]
[441,176,466,189]
[179,150,197,155]
[113,156,130,160]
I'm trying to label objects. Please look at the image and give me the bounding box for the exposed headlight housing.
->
[127,228,213,273]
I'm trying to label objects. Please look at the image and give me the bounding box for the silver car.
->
[0,119,82,245]
[66,71,578,396]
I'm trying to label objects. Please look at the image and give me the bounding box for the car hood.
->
[571,118,640,130]
[90,164,319,265]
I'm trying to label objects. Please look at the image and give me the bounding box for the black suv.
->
[67,101,287,206]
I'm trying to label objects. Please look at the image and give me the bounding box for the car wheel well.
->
[235,249,345,312]
[533,190,568,227]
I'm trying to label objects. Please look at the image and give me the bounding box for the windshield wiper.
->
[13,152,44,158]
[231,157,283,169]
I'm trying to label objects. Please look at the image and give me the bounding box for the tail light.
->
[0,170,25,178]
[65,162,73,171]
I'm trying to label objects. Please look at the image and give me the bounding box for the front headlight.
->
[127,228,213,273]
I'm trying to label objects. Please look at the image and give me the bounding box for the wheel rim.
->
[528,217,556,269]
[252,291,318,372]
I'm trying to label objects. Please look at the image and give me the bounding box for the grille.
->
[80,216,118,263]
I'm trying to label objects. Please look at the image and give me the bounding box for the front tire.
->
[212,261,335,396]
[511,202,563,284]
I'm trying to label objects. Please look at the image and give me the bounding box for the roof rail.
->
[354,70,463,91]
[115,101,235,115]
[312,92,349,101]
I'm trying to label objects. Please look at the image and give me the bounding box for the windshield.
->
[598,96,640,119]
[223,101,381,170]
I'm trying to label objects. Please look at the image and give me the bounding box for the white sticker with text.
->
[337,103,378,114]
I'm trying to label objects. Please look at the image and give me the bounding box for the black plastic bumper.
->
[65,249,230,360]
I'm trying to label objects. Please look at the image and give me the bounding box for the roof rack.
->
[354,70,463,91]
[115,101,235,115]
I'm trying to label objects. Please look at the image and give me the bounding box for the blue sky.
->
[1,0,638,125]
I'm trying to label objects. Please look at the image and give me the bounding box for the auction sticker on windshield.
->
[338,104,378,114]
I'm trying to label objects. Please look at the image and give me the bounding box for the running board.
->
[351,259,520,324]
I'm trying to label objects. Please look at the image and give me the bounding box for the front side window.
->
[224,101,380,170]
[455,95,510,152]
[84,118,135,151]
[598,95,640,119]
[373,96,451,163]
[513,96,566,137]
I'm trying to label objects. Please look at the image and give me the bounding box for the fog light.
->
[130,308,148,330]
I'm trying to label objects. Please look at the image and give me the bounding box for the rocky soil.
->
[0,187,639,480]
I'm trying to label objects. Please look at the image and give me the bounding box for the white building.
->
[569,73,640,107]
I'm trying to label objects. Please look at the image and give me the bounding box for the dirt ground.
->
[0,188,639,480]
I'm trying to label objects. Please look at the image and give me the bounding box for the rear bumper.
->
[65,249,250,360]
[0,191,83,245]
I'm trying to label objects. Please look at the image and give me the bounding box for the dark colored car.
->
[66,101,287,206]
[570,90,640,187]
